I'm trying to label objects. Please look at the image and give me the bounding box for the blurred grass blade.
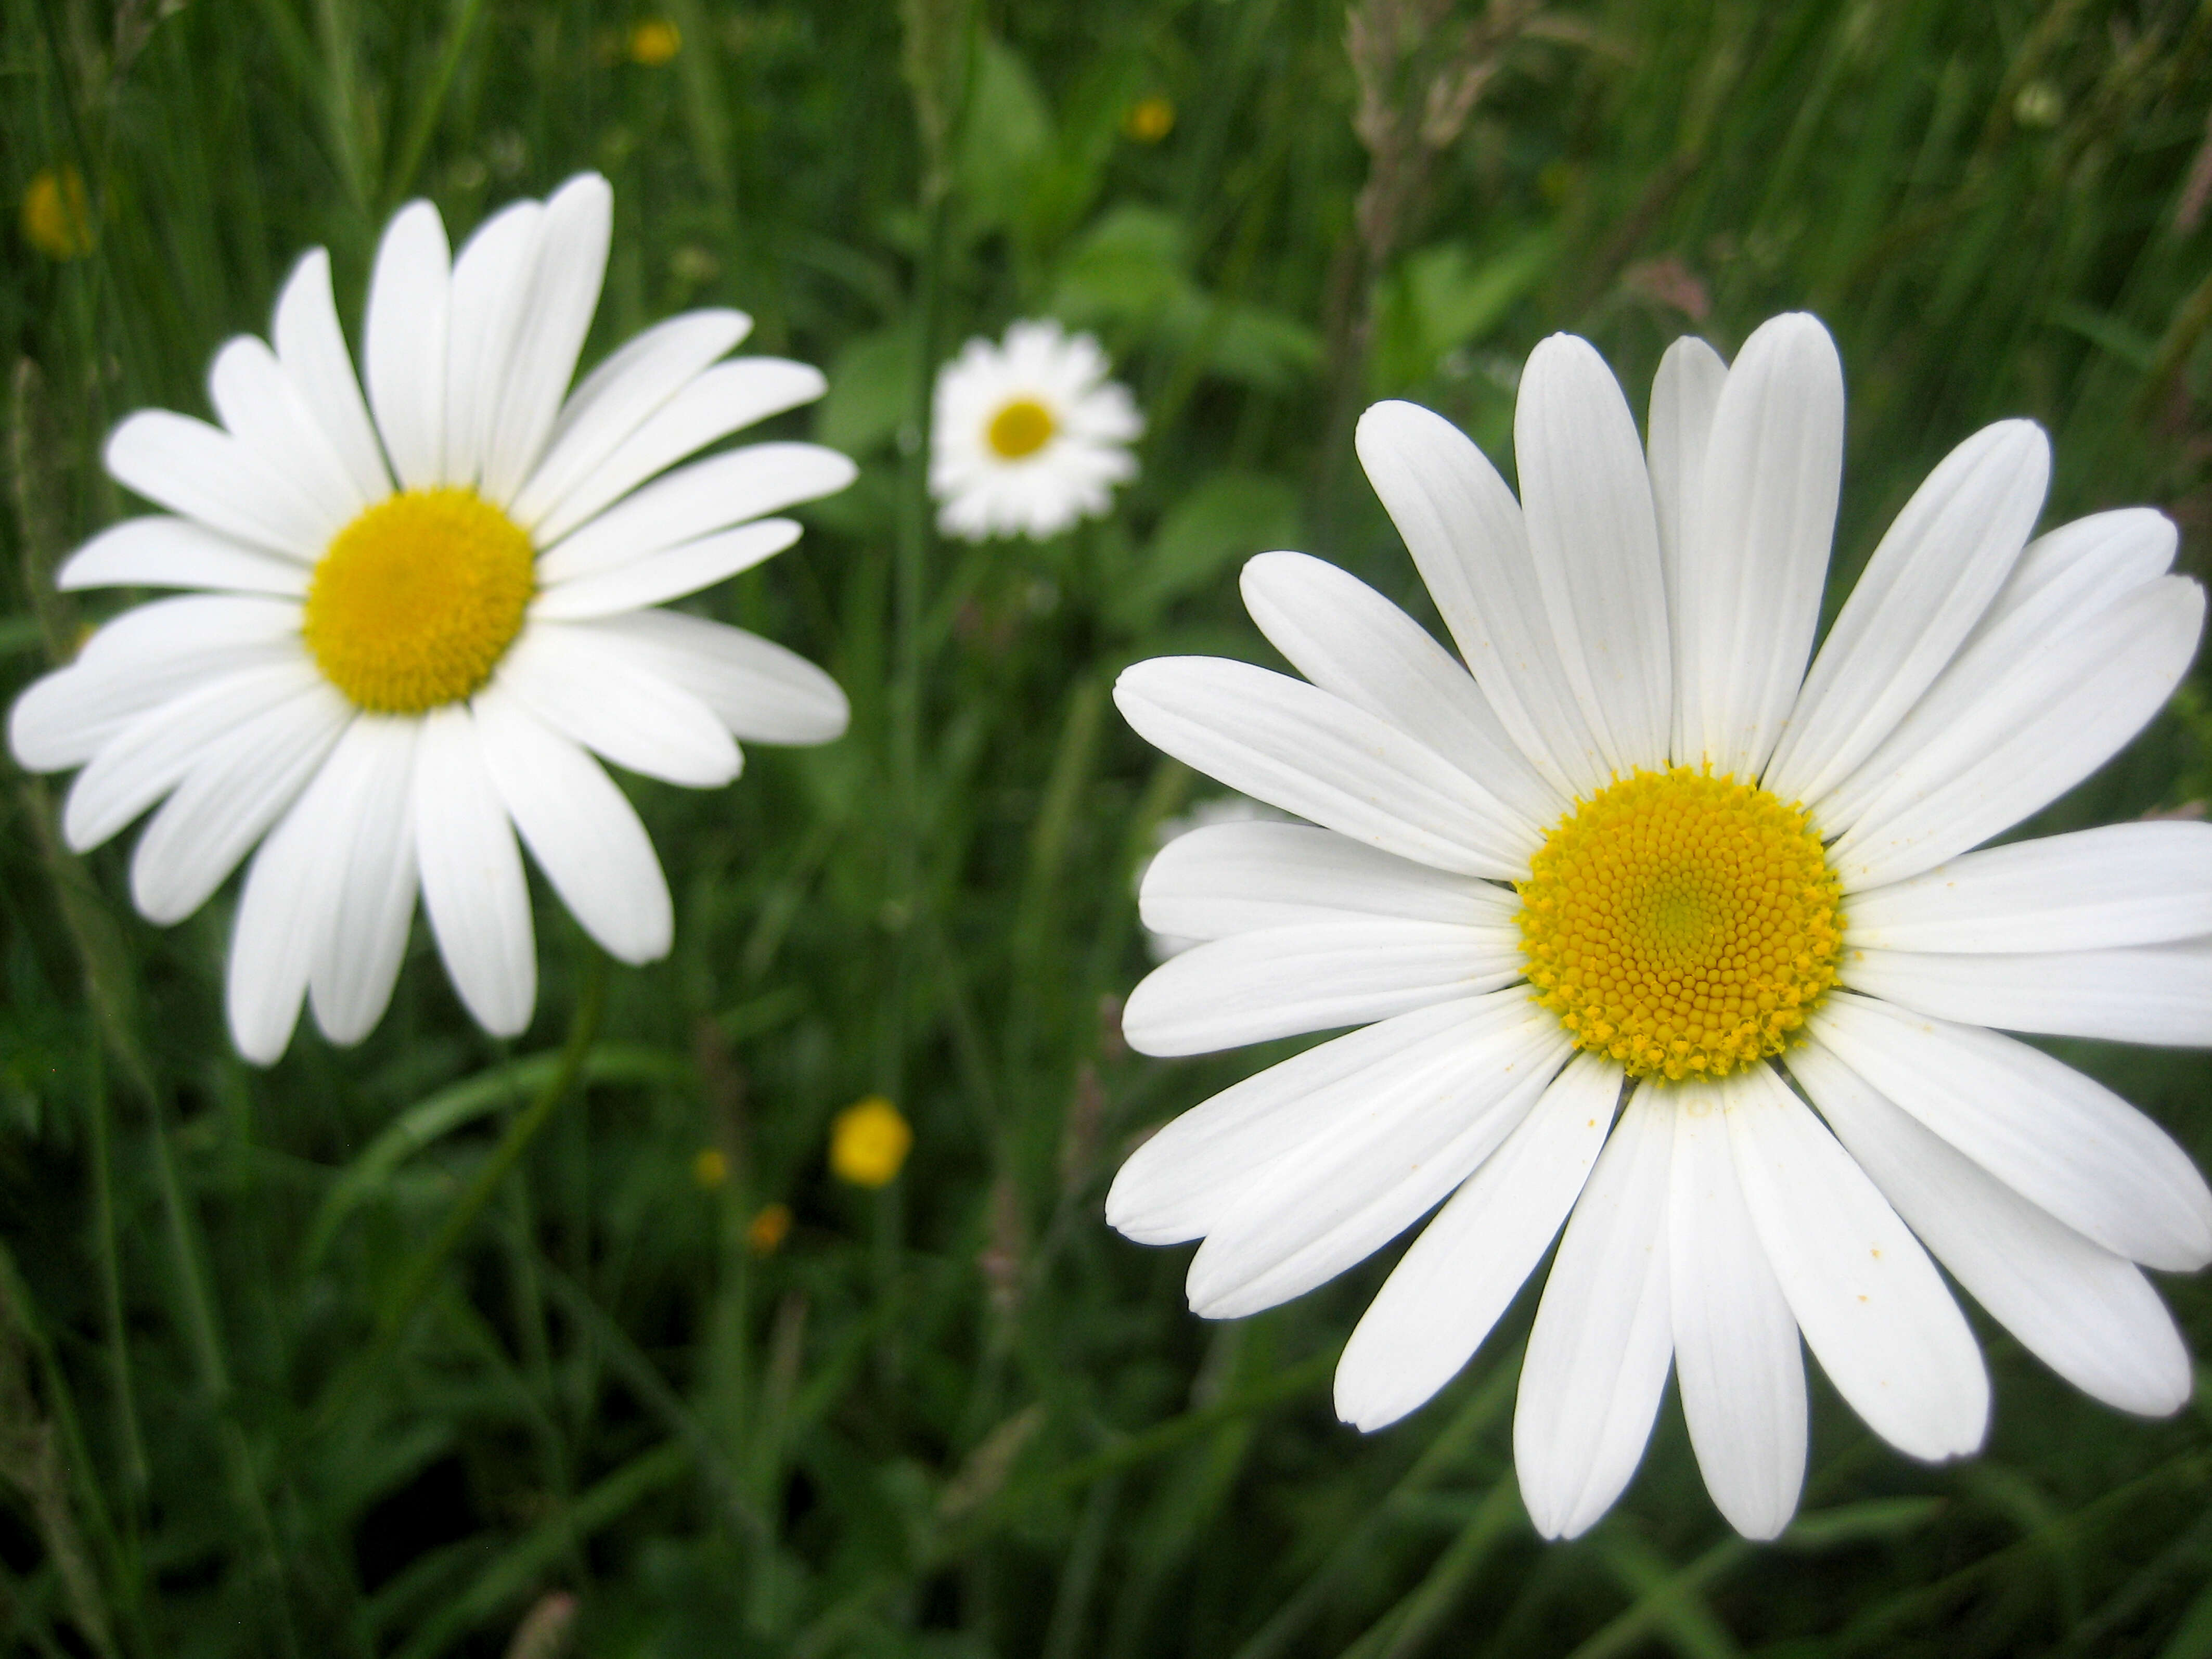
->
[301,1041,690,1273]
[392,1442,689,1659]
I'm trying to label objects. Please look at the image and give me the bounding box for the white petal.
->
[414,705,535,1036]
[1646,335,1727,764]
[1184,998,1568,1318]
[493,624,739,787]
[528,357,828,546]
[363,200,452,490]
[272,247,393,503]
[1843,939,2212,1046]
[104,410,332,560]
[471,684,672,963]
[1844,820,2212,951]
[1669,1077,1806,1540]
[1355,401,1607,799]
[207,336,369,532]
[512,308,753,528]
[1766,421,2050,806]
[534,443,856,585]
[63,662,323,852]
[1514,1082,1675,1540]
[305,716,421,1047]
[1336,1052,1619,1432]
[1512,335,1671,776]
[1722,1060,1987,1461]
[481,174,614,505]
[577,609,848,745]
[57,517,308,596]
[7,597,301,771]
[1967,507,2176,648]
[1815,510,2177,839]
[1107,995,1507,1246]
[1122,919,1523,1056]
[127,678,351,923]
[1113,657,1532,879]
[1675,314,1843,780]
[1825,576,2204,889]
[441,198,545,490]
[1790,1036,2193,1417]
[530,519,801,621]
[226,756,338,1064]
[1139,821,1516,943]
[1237,551,1560,832]
[1810,992,2212,1269]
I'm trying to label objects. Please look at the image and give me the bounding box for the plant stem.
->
[376,949,610,1343]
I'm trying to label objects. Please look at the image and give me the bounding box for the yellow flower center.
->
[302,488,535,713]
[986,397,1056,460]
[1516,767,1844,1082]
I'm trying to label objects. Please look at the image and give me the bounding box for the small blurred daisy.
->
[1111,313,2212,1541]
[10,173,855,1063]
[930,320,1141,542]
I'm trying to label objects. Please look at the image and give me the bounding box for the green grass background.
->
[5,0,2212,1653]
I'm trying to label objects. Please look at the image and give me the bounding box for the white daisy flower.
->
[8,174,856,1064]
[930,319,1141,541]
[1109,312,2212,1542]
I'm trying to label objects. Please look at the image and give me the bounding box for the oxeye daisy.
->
[8,173,855,1064]
[930,319,1141,542]
[1109,312,2212,1542]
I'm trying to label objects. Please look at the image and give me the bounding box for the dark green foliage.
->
[2,0,2211,1654]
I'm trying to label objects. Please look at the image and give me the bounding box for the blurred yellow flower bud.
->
[747,1201,793,1254]
[627,20,681,65]
[22,168,93,261]
[829,1095,911,1188]
[691,1146,728,1189]
[1124,97,1175,144]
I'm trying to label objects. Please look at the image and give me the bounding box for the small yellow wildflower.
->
[829,1095,911,1188]
[627,20,681,65]
[691,1146,729,1189]
[1123,97,1175,144]
[22,168,93,261]
[747,1202,793,1255]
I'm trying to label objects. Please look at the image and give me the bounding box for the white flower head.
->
[930,319,1141,542]
[9,173,856,1064]
[1110,312,2212,1543]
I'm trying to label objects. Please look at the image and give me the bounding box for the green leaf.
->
[1051,205,1193,326]
[817,325,917,457]
[1109,471,1302,631]
[1371,232,1554,392]
[956,35,1053,232]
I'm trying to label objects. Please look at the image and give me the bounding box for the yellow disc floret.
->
[303,488,534,713]
[1516,767,1843,1082]
[986,397,1056,460]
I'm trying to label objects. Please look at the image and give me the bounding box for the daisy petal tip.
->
[1744,308,1840,360]
[550,170,614,210]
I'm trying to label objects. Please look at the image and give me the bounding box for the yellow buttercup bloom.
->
[829,1095,911,1188]
[747,1202,793,1254]
[691,1147,729,1189]
[22,168,93,261]
[628,20,681,65]
[1124,97,1175,143]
